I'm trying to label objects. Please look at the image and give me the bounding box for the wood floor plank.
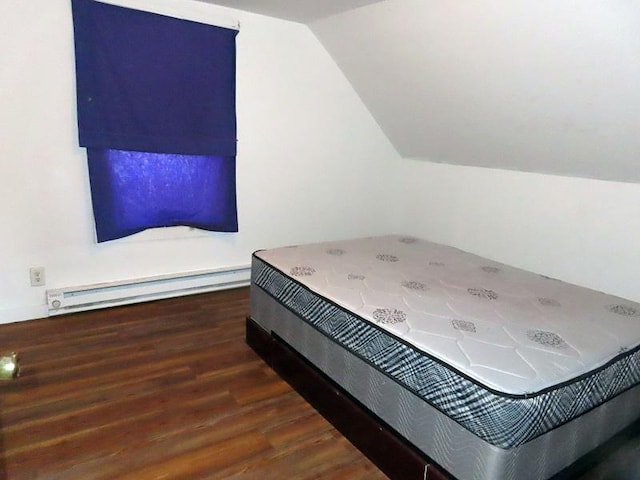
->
[0,287,637,479]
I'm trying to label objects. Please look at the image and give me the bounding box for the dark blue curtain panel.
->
[71,0,239,242]
[71,0,238,156]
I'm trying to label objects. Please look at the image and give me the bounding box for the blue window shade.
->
[72,0,238,156]
[88,150,238,243]
[71,0,239,242]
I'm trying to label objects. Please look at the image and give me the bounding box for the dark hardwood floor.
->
[0,287,637,479]
[0,288,384,480]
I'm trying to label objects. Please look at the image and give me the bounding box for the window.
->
[71,0,238,242]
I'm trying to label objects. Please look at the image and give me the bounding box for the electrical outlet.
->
[30,267,46,287]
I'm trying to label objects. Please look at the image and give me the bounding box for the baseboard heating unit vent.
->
[46,265,251,316]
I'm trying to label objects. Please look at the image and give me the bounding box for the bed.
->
[246,235,640,480]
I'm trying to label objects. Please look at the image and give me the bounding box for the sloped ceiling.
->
[195,0,385,24]
[202,0,640,183]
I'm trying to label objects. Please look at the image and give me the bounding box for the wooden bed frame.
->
[246,316,640,480]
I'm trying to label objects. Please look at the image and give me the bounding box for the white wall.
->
[0,0,397,323]
[309,0,640,304]
[389,161,640,303]
[312,0,640,183]
[3,0,638,325]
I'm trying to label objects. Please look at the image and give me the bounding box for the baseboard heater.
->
[46,265,251,316]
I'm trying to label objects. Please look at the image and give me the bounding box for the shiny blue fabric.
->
[71,0,237,156]
[87,150,238,242]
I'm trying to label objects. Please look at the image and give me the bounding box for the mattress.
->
[250,235,640,478]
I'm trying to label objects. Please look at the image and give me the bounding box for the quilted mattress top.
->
[255,235,640,395]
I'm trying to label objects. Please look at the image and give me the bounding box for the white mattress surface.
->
[255,235,640,395]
